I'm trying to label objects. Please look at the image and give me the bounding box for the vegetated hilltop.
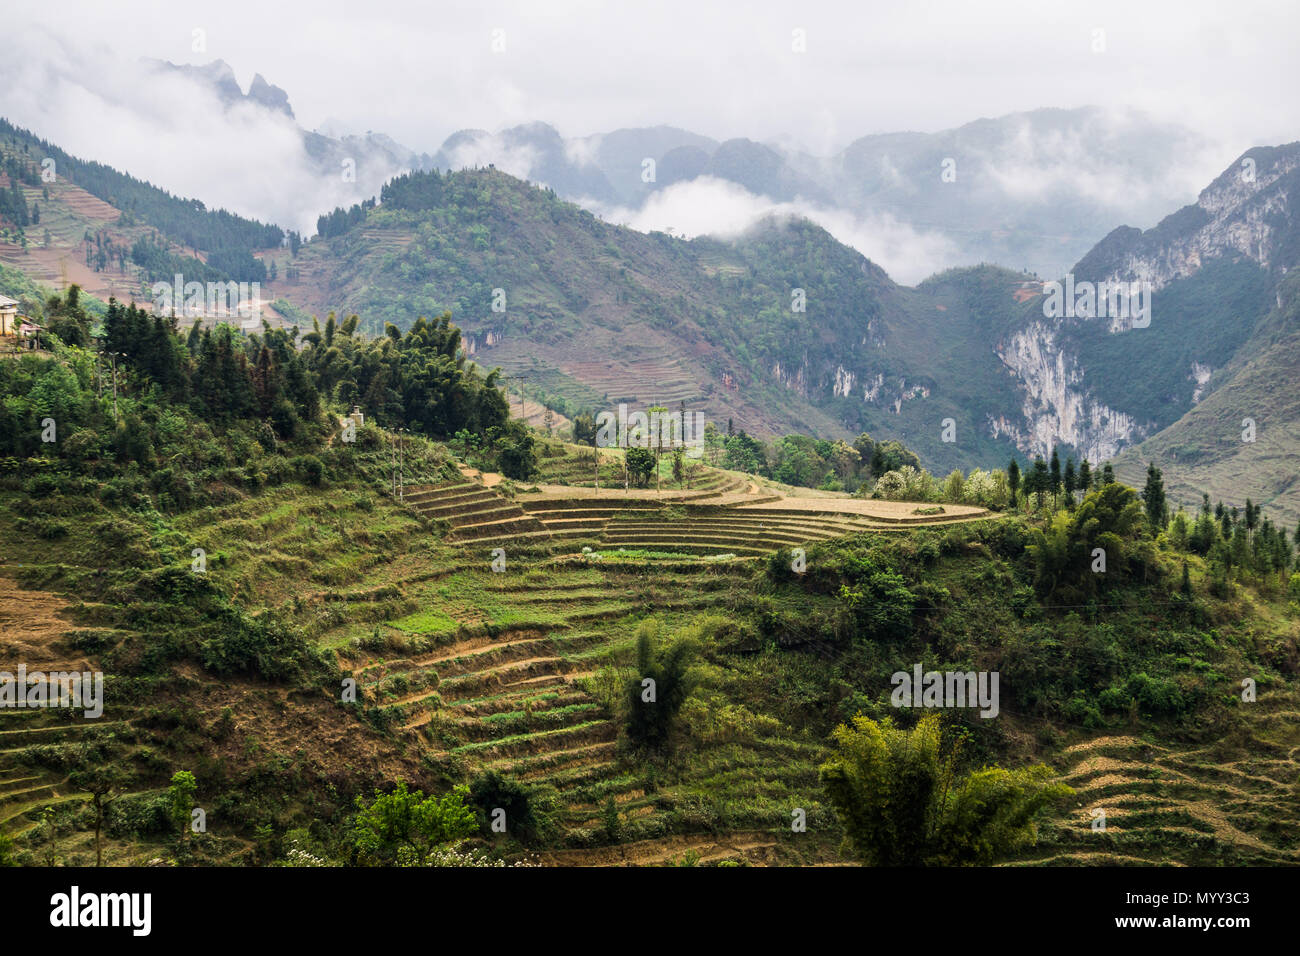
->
[0,118,1034,478]
[285,166,1043,471]
[948,141,1300,522]
[1101,147,1300,525]
[282,139,1300,517]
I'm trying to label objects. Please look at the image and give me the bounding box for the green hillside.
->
[277,169,1038,474]
[1,290,1297,867]
[1114,270,1300,525]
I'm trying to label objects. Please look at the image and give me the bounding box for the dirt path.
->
[0,574,92,670]
[458,465,503,487]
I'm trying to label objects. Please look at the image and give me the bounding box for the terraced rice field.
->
[403,481,549,547]
[516,478,989,556]
[557,358,704,406]
[331,463,994,861]
[1013,692,1300,866]
[345,551,841,861]
[399,463,991,560]
[502,394,573,433]
[0,577,141,843]
[0,717,134,839]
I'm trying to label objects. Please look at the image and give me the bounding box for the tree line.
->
[0,286,532,479]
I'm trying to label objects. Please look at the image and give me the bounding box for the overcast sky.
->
[9,0,1298,153]
[3,1,1297,281]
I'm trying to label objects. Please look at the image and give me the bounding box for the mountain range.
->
[1,63,1296,522]
[149,59,1222,281]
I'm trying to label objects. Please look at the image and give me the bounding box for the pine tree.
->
[1007,458,1021,508]
[1029,457,1050,509]
[1142,462,1167,531]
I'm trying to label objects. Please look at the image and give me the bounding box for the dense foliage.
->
[820,714,1072,865]
[349,781,477,866]
[0,289,518,472]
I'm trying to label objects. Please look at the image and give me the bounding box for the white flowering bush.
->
[424,845,539,867]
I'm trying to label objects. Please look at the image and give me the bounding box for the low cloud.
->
[0,28,405,235]
[564,133,602,168]
[439,133,540,181]
[585,177,961,285]
[978,108,1233,216]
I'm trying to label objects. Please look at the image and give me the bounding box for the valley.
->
[0,34,1297,877]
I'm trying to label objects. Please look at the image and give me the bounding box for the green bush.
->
[468,770,549,843]
[294,454,325,486]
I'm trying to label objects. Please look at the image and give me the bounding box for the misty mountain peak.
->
[248,73,295,119]
[145,58,294,119]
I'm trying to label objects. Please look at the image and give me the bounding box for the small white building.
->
[0,295,18,336]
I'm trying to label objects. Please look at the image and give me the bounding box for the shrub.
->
[294,454,325,486]
[820,713,1072,865]
[624,621,697,753]
[107,791,173,838]
[625,447,655,487]
[468,771,548,843]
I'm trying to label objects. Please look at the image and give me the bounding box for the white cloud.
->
[8,0,1298,155]
[564,133,602,168]
[440,133,540,181]
[0,26,408,235]
[3,1,1292,267]
[979,108,1233,212]
[585,177,961,285]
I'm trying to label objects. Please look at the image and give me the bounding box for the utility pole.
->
[110,353,119,422]
[398,429,405,502]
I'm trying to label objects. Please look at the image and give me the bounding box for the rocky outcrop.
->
[1075,143,1300,291]
[997,142,1299,460]
[997,321,1143,461]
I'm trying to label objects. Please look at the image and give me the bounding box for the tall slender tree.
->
[1029,457,1050,509]
[1142,462,1168,531]
[1049,447,1062,507]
